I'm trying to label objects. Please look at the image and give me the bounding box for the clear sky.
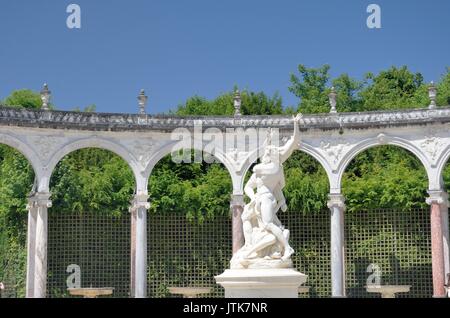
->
[0,0,448,114]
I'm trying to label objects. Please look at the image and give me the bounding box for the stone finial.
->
[40,83,51,110]
[329,87,337,114]
[234,89,242,116]
[428,81,437,109]
[138,89,148,115]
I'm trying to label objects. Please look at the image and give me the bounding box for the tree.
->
[2,90,43,109]
[332,74,364,113]
[437,67,450,106]
[240,91,283,115]
[72,104,97,112]
[359,66,427,110]
[175,89,284,116]
[342,146,428,212]
[283,152,330,213]
[288,64,331,114]
[148,155,232,222]
[50,148,135,216]
[0,145,34,298]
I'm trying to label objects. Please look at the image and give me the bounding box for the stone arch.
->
[335,136,432,191]
[144,141,238,191]
[336,137,433,298]
[0,135,41,298]
[241,143,335,193]
[0,133,43,179]
[433,144,450,190]
[46,137,140,190]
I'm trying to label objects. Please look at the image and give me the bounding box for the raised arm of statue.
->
[278,114,302,163]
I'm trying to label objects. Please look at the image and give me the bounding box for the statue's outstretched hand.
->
[293,113,303,123]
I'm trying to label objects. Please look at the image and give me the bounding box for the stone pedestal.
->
[366,285,411,298]
[215,268,307,298]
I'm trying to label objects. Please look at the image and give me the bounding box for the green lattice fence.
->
[47,213,130,298]
[147,215,232,297]
[0,209,435,298]
[345,209,432,298]
[0,213,26,298]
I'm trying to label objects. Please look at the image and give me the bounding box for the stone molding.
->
[27,192,52,210]
[327,194,346,210]
[129,193,150,213]
[1,105,450,132]
[426,190,450,206]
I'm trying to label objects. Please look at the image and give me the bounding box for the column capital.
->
[327,194,346,210]
[230,194,245,207]
[426,190,449,206]
[27,192,52,210]
[129,193,150,213]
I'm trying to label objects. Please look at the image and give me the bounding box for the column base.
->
[215,268,307,298]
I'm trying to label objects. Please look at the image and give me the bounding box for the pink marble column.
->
[130,208,137,297]
[427,192,446,297]
[25,197,38,298]
[231,195,245,255]
[439,193,450,282]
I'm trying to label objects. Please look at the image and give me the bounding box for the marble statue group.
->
[231,114,302,269]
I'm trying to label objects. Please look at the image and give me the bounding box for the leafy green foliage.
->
[0,145,34,240]
[175,89,284,116]
[50,148,135,216]
[2,89,43,109]
[72,104,97,112]
[149,156,232,223]
[285,65,447,212]
[0,145,34,297]
[289,64,331,114]
[342,147,428,212]
[360,66,427,110]
[332,74,364,113]
[437,68,450,106]
[283,151,329,213]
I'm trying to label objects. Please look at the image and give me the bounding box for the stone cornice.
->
[1,105,450,132]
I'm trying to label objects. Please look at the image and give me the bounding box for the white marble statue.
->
[231,114,302,269]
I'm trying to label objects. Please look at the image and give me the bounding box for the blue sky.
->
[0,0,448,114]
